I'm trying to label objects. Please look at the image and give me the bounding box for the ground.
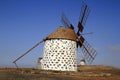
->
[0,65,120,80]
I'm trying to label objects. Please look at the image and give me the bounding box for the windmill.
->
[61,1,97,65]
[13,1,97,71]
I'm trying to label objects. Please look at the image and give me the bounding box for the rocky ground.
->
[0,65,120,80]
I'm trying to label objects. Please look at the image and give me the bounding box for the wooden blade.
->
[77,1,90,35]
[78,37,97,64]
[79,1,90,25]
[78,36,85,47]
[61,13,74,29]
[77,22,84,36]
[80,4,87,24]
[13,39,44,65]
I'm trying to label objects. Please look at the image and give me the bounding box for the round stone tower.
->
[40,26,78,71]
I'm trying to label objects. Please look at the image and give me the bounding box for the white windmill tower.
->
[13,1,97,72]
[41,27,78,71]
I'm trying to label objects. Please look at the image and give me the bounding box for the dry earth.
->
[0,65,120,80]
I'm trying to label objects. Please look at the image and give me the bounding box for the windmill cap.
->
[46,26,77,41]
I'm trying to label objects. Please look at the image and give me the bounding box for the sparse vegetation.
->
[0,65,120,80]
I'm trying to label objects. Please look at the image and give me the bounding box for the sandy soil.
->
[0,65,120,80]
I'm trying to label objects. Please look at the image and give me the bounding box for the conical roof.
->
[46,26,77,41]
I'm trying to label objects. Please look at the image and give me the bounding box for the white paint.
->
[40,39,77,71]
[80,61,86,65]
[80,59,86,65]
[37,58,42,69]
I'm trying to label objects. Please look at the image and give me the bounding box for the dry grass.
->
[0,65,120,80]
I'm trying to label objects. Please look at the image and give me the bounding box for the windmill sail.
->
[13,39,44,68]
[77,1,90,36]
[61,13,74,29]
[79,2,90,25]
[78,36,97,64]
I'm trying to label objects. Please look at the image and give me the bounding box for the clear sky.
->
[0,0,120,68]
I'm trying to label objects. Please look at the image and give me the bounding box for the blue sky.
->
[0,0,120,68]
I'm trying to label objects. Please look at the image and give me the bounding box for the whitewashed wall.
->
[41,39,77,71]
[37,58,42,69]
